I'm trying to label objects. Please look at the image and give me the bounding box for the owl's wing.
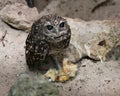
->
[25,34,49,70]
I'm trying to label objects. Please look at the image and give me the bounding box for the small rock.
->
[8,74,60,96]
[0,3,39,31]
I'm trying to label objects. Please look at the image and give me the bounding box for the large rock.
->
[64,18,120,62]
[0,3,39,31]
[38,0,120,20]
[38,0,106,20]
[0,0,27,10]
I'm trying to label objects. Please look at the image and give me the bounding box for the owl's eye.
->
[59,22,65,28]
[46,25,53,30]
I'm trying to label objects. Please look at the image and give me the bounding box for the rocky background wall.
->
[0,0,120,96]
[34,0,120,20]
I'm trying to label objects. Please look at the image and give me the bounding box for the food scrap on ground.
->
[44,58,78,82]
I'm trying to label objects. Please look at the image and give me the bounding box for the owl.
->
[25,15,71,70]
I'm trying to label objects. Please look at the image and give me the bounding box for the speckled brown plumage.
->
[25,14,71,70]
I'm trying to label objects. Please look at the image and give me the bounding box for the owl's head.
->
[33,15,71,43]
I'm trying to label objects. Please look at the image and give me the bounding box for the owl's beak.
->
[55,28,59,36]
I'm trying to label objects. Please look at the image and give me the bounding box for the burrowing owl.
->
[25,15,71,70]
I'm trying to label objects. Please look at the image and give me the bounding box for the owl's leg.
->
[50,55,63,70]
[54,57,62,70]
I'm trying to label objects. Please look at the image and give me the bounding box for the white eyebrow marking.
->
[44,21,51,26]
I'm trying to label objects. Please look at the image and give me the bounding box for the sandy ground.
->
[0,20,27,96]
[0,19,120,96]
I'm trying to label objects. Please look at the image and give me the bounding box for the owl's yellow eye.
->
[59,22,65,28]
[47,25,53,30]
